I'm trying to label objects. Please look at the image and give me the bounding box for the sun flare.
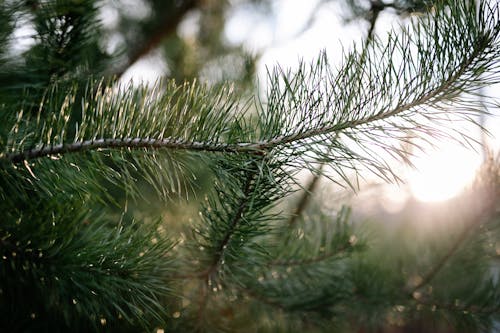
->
[406,142,482,202]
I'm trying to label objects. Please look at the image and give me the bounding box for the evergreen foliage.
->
[0,0,500,332]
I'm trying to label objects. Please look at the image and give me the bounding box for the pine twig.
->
[268,243,352,267]
[410,224,473,294]
[196,166,259,321]
[410,193,498,294]
[287,164,325,226]
[205,169,257,283]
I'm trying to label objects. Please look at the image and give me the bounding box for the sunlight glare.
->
[406,142,481,202]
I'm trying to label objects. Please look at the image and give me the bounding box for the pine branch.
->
[4,136,265,164]
[3,1,499,177]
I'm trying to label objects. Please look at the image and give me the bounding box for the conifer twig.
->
[410,225,473,293]
[287,164,325,226]
[196,167,259,321]
[410,198,496,294]
[268,243,352,267]
[205,169,257,282]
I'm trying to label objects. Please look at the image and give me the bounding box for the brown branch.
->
[3,137,266,164]
[196,279,208,325]
[287,164,325,226]
[410,185,498,294]
[114,0,199,79]
[366,0,384,44]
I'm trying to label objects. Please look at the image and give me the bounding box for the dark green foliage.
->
[0,197,174,331]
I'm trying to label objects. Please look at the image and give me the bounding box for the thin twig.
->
[196,167,258,321]
[410,225,473,293]
[205,169,257,282]
[287,164,325,226]
[268,243,352,267]
[366,0,385,44]
[3,137,266,163]
[410,191,497,294]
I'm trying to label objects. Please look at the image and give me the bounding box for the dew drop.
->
[100,318,107,325]
[172,311,181,318]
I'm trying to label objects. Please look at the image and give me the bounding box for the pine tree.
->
[1,0,500,332]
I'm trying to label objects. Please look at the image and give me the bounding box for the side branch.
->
[205,169,257,282]
[197,168,258,321]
